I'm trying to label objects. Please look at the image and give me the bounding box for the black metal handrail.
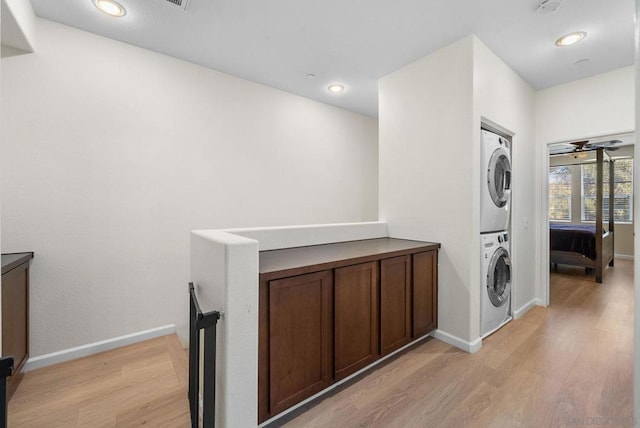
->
[0,356,13,428]
[188,282,221,428]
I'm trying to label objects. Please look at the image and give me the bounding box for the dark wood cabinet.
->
[263,270,333,418]
[258,239,439,424]
[1,252,33,399]
[380,255,411,356]
[412,251,438,338]
[334,262,378,380]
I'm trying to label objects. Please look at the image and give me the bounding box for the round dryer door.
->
[487,247,511,307]
[487,148,511,208]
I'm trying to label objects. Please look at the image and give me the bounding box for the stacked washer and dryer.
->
[480,129,513,338]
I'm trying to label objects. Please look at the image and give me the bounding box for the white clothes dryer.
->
[481,129,511,233]
[481,231,512,338]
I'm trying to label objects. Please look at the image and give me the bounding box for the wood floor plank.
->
[165,334,189,387]
[115,388,191,427]
[597,351,633,421]
[439,380,499,427]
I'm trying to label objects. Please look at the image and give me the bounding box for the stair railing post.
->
[0,356,14,428]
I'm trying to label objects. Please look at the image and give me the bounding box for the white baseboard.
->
[24,324,176,372]
[615,254,634,260]
[513,298,543,319]
[432,329,482,354]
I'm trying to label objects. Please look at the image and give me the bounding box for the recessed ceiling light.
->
[574,58,589,65]
[328,84,345,94]
[306,74,316,79]
[555,31,586,47]
[94,0,127,17]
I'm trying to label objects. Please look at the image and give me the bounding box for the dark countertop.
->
[2,252,34,275]
[260,238,439,280]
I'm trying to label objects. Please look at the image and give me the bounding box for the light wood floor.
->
[281,259,634,427]
[8,259,633,427]
[8,335,191,427]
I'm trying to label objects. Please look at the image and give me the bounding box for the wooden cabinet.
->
[258,238,439,423]
[261,270,333,419]
[412,251,438,338]
[1,252,33,399]
[380,255,411,356]
[334,262,378,380]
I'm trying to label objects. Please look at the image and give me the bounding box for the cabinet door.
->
[380,256,411,356]
[334,261,379,380]
[268,270,333,416]
[2,263,29,372]
[413,251,438,338]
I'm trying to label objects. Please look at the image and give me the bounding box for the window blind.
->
[581,158,633,222]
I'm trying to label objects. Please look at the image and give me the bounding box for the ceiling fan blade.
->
[590,139,622,148]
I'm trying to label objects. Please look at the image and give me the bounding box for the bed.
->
[549,148,615,283]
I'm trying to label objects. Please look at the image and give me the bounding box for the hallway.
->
[7,259,633,427]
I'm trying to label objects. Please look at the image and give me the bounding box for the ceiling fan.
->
[550,139,622,156]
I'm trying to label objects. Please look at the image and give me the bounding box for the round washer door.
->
[487,247,511,307]
[487,148,511,208]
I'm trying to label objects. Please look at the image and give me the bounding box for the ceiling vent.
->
[536,0,561,14]
[159,0,190,11]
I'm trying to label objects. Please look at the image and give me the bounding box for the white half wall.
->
[0,18,379,357]
[227,221,388,250]
[191,230,258,428]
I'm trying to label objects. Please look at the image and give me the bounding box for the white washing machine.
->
[481,129,511,233]
[481,231,512,338]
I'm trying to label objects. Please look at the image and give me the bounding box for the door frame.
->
[540,131,635,306]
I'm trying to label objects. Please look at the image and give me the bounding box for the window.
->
[581,158,633,222]
[549,166,572,221]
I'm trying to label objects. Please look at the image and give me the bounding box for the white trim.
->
[513,298,544,319]
[481,117,515,137]
[432,329,482,354]
[259,332,434,427]
[221,221,388,251]
[615,253,634,260]
[542,133,635,309]
[24,324,176,372]
[540,143,551,307]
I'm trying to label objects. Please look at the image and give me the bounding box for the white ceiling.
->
[28,0,635,117]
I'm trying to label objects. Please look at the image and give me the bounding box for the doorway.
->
[543,132,635,304]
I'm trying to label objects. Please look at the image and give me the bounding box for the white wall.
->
[0,0,3,357]
[536,66,634,144]
[535,66,635,304]
[472,37,537,331]
[379,35,537,346]
[379,36,475,344]
[634,0,639,421]
[0,18,379,356]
